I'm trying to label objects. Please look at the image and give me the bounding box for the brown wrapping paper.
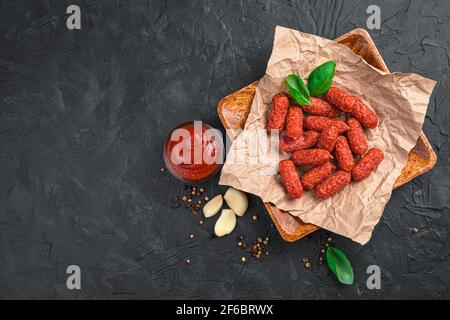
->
[219,26,436,245]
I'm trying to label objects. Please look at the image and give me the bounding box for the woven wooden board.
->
[217,28,437,242]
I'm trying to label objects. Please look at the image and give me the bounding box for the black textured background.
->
[0,0,449,300]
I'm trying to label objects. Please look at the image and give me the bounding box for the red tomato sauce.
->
[164,121,222,182]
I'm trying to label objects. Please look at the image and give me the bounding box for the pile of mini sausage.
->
[268,87,385,200]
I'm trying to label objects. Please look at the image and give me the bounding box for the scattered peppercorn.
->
[242,235,271,261]
[174,184,210,214]
[313,235,336,269]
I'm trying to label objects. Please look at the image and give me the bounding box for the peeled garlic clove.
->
[214,209,237,237]
[224,187,249,217]
[203,194,223,218]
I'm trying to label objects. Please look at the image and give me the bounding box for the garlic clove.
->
[214,209,237,237]
[202,194,223,218]
[223,187,249,217]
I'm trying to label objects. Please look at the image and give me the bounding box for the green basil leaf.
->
[308,61,336,97]
[326,247,354,285]
[285,75,310,106]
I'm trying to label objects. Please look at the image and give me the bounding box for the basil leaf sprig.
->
[307,60,336,97]
[285,75,310,106]
[326,246,354,285]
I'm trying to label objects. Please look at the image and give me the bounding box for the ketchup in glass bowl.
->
[163,121,224,183]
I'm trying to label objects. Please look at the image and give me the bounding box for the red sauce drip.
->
[164,122,221,182]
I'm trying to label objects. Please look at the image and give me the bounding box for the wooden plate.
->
[217,28,437,242]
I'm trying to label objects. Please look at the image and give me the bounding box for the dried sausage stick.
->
[346,117,368,156]
[267,93,289,133]
[279,131,321,153]
[301,162,335,190]
[292,149,333,167]
[304,116,349,134]
[335,136,355,172]
[352,148,385,181]
[315,170,352,199]
[279,160,303,199]
[303,97,343,117]
[316,126,339,152]
[286,107,303,140]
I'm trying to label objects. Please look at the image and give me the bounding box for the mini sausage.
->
[304,116,349,134]
[267,93,289,133]
[335,136,354,172]
[301,162,335,190]
[279,131,321,153]
[315,170,352,199]
[325,87,356,112]
[292,149,333,167]
[286,107,303,140]
[346,117,368,155]
[303,97,343,117]
[351,98,379,129]
[316,126,339,152]
[352,148,385,181]
[279,159,303,199]
[326,87,379,128]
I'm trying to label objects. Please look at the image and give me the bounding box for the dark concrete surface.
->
[0,0,449,300]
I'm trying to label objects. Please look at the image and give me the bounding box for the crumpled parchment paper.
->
[219,26,436,245]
